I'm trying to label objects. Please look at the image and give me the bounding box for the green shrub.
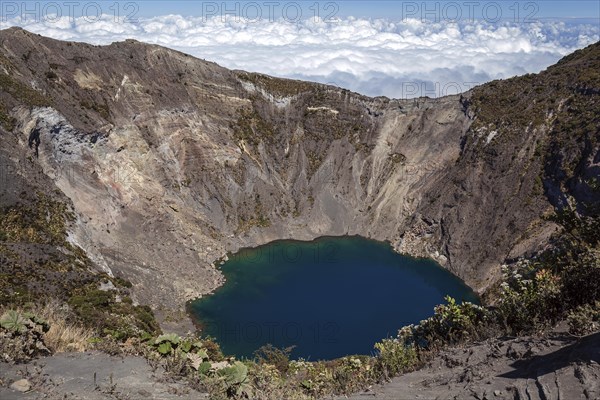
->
[374,339,417,379]
[398,297,490,349]
[567,301,600,336]
[560,246,600,308]
[0,310,50,362]
[0,310,29,333]
[218,361,251,397]
[243,363,291,400]
[200,336,225,362]
[150,333,207,357]
[0,310,49,334]
[497,214,600,334]
[67,285,160,340]
[253,344,294,374]
[498,262,562,333]
[326,356,374,395]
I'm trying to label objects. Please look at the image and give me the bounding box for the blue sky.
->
[4,1,599,21]
[133,1,599,20]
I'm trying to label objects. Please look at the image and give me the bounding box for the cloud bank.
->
[2,14,598,98]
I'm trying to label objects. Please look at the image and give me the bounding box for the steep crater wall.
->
[3,28,595,318]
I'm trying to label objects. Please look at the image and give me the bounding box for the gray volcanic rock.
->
[1,27,598,317]
[342,327,600,400]
[0,352,208,399]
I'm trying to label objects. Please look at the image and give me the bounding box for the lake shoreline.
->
[187,235,480,360]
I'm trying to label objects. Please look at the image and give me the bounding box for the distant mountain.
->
[1,27,598,318]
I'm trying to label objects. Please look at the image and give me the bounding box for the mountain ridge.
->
[1,28,598,321]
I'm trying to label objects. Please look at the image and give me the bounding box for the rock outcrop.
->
[343,327,600,400]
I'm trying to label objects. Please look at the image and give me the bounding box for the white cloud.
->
[2,15,598,98]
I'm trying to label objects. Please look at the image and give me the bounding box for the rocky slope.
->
[1,27,598,318]
[343,326,600,400]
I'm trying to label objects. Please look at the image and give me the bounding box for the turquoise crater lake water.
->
[190,236,478,361]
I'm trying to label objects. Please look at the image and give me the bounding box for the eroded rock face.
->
[2,28,597,313]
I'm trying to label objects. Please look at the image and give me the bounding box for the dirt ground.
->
[0,352,208,400]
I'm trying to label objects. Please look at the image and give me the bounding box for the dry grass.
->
[37,301,95,353]
[1,301,95,353]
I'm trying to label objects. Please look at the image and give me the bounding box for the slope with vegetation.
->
[0,28,598,398]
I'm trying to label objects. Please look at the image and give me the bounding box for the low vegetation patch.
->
[567,301,600,336]
[231,108,275,147]
[497,213,599,335]
[0,193,162,358]
[68,282,160,341]
[0,73,51,108]
[0,309,50,362]
[237,72,315,98]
